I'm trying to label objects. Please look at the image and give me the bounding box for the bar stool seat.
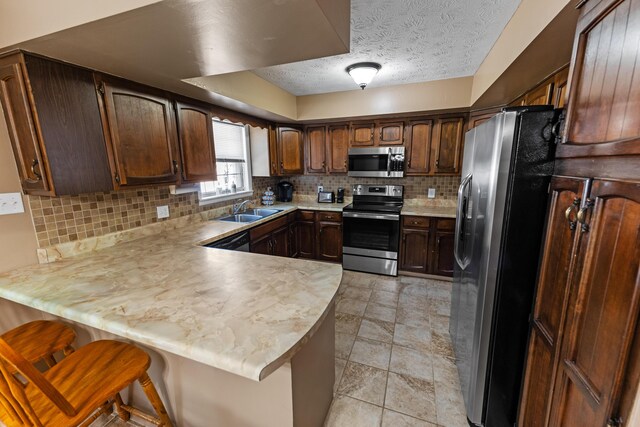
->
[0,339,173,426]
[1,320,75,367]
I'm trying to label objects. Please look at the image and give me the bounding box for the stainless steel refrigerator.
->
[450,107,560,427]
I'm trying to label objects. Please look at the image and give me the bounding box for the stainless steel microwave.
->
[348,147,405,178]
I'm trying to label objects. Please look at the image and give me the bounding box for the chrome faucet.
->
[232,199,251,214]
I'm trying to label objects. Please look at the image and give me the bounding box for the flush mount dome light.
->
[346,62,381,90]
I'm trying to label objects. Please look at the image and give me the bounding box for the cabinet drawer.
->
[402,216,430,229]
[436,218,455,231]
[297,210,315,221]
[249,215,288,241]
[316,211,342,222]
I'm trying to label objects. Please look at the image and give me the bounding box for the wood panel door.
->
[271,226,289,258]
[399,229,430,273]
[375,121,404,146]
[277,127,304,175]
[350,123,374,147]
[175,101,216,183]
[553,66,570,108]
[0,61,50,194]
[305,125,326,174]
[316,221,342,262]
[250,233,271,255]
[297,219,316,259]
[288,221,299,258]
[432,117,464,175]
[97,76,180,187]
[327,125,349,174]
[405,120,432,175]
[431,219,455,277]
[524,80,554,106]
[560,0,640,158]
[548,179,640,427]
[518,176,589,427]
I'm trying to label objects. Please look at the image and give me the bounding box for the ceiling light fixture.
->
[346,62,381,90]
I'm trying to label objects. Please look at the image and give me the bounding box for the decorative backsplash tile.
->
[29,177,277,248]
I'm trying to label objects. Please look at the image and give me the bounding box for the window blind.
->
[213,120,245,162]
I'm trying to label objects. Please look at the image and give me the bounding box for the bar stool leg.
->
[138,372,173,427]
[43,355,57,368]
[114,393,130,421]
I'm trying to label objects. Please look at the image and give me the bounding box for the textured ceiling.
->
[253,0,522,96]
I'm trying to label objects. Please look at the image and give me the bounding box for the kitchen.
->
[0,0,638,426]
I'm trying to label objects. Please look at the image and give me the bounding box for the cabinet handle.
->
[564,197,580,230]
[343,160,347,169]
[379,129,383,140]
[607,417,622,427]
[435,159,439,168]
[402,234,406,241]
[26,158,42,183]
[412,221,419,225]
[114,173,121,184]
[322,161,325,169]
[173,160,179,175]
[577,198,594,233]
[280,162,284,173]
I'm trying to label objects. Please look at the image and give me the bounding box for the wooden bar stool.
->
[1,320,76,368]
[0,338,173,427]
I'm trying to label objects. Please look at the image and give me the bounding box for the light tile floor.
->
[325,271,467,427]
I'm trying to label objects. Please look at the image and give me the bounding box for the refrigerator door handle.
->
[454,173,472,269]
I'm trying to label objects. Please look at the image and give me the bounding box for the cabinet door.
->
[560,0,640,158]
[399,229,430,273]
[277,127,304,175]
[305,126,326,174]
[405,120,432,175]
[175,101,216,183]
[548,179,640,427]
[375,121,404,146]
[288,222,299,258]
[327,125,349,174]
[468,108,501,131]
[552,67,570,108]
[431,220,455,277]
[518,177,589,427]
[298,220,316,259]
[350,123,374,147]
[432,117,464,174]
[524,80,554,106]
[0,61,49,193]
[317,221,342,262]
[271,226,289,258]
[98,77,180,187]
[250,233,272,255]
[268,125,279,176]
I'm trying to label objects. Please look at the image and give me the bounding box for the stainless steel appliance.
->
[449,106,560,427]
[342,184,403,276]
[204,231,250,252]
[348,147,405,178]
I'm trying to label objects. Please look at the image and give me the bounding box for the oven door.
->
[342,211,400,258]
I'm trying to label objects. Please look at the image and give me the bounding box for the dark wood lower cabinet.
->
[297,211,316,259]
[399,216,454,277]
[288,214,299,258]
[250,233,271,256]
[317,221,342,262]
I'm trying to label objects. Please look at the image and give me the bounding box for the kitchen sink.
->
[244,208,282,217]
[216,214,263,223]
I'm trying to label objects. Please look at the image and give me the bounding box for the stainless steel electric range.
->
[342,184,403,276]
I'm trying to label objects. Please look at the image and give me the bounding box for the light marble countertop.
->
[0,203,343,381]
[401,205,457,218]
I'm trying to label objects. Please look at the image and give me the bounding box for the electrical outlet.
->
[317,185,324,193]
[157,205,169,219]
[0,192,24,215]
[427,188,436,199]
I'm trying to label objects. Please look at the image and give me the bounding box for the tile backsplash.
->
[29,177,276,248]
[281,175,460,202]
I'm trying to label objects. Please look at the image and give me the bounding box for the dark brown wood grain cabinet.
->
[249,215,289,257]
[375,121,404,146]
[296,210,316,259]
[405,120,433,175]
[0,53,113,196]
[327,124,349,174]
[350,122,375,146]
[96,75,181,188]
[315,211,342,262]
[399,216,454,277]
[432,117,464,175]
[305,125,327,174]
[276,126,304,175]
[431,219,455,276]
[175,100,216,183]
[288,212,299,258]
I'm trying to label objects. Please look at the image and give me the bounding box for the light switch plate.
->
[427,188,436,199]
[0,192,25,215]
[317,185,324,193]
[157,205,169,219]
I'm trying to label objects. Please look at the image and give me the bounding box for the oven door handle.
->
[343,211,399,221]
[454,173,472,270]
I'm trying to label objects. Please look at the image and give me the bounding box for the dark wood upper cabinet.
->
[552,66,569,109]
[276,126,304,175]
[405,120,433,175]
[96,75,180,187]
[432,117,464,175]
[327,124,349,174]
[350,122,375,146]
[305,125,327,174]
[175,101,216,183]
[560,0,640,158]
[375,121,404,146]
[524,80,554,106]
[468,108,501,131]
[0,53,112,196]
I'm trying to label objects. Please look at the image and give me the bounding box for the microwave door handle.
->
[387,147,392,176]
[454,173,472,269]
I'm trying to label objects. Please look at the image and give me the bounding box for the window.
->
[199,120,252,203]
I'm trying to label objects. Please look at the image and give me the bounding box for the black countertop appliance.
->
[276,181,294,202]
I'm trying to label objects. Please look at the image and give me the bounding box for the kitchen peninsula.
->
[0,206,342,427]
